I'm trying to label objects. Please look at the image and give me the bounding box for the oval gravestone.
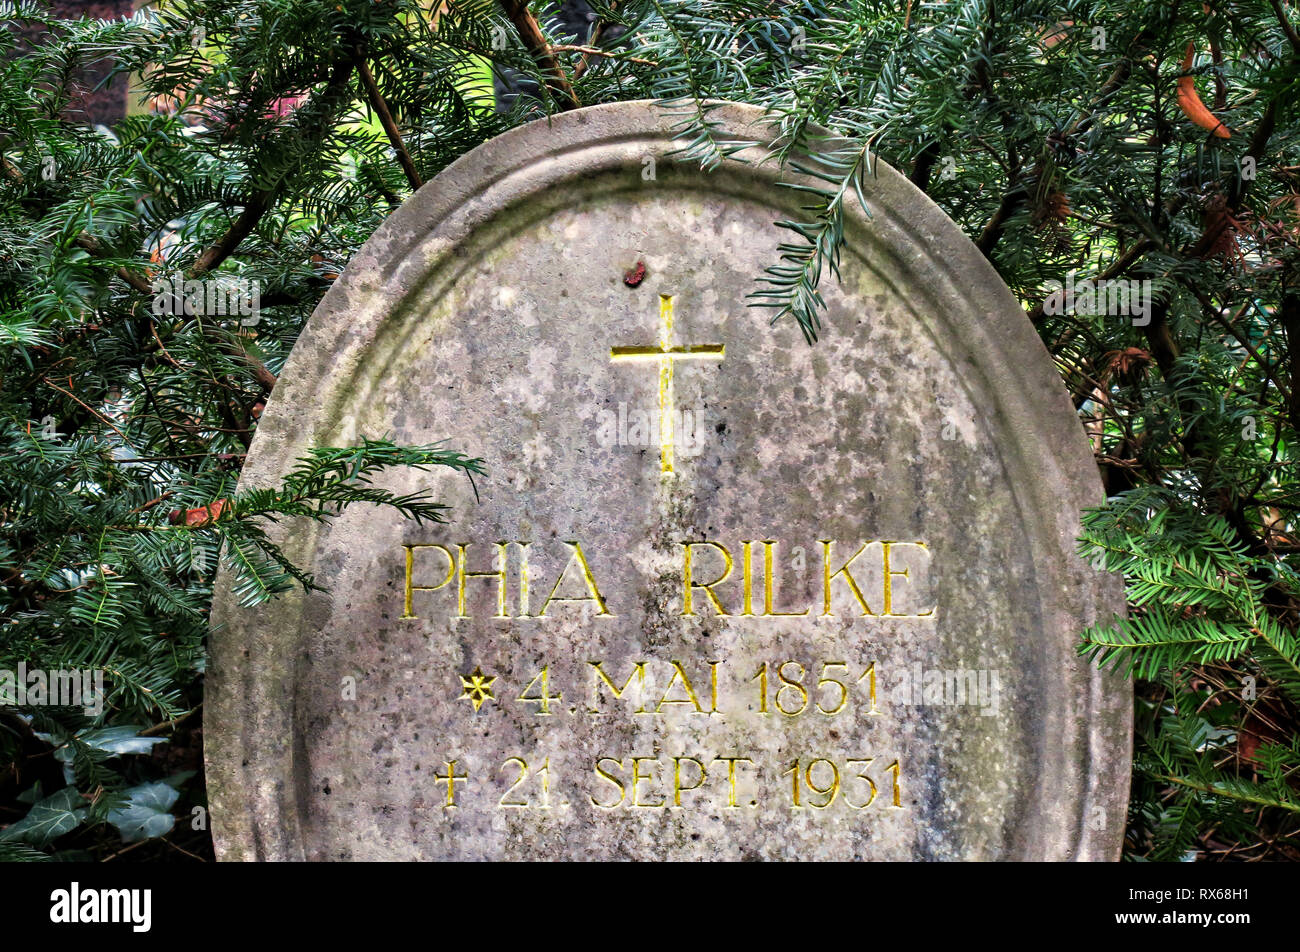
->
[206,101,1129,861]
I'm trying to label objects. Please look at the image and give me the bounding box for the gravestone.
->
[205,101,1130,861]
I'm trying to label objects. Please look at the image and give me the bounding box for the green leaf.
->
[0,787,88,846]
[52,726,166,763]
[106,781,179,843]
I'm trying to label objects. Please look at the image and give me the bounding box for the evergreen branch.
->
[553,44,657,68]
[1163,774,1300,815]
[355,56,422,190]
[1268,0,1300,57]
[499,0,580,109]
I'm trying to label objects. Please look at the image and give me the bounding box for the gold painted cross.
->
[611,295,724,474]
[434,760,468,808]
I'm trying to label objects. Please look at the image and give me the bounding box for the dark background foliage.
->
[2,0,1298,861]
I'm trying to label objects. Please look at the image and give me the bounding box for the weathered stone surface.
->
[206,101,1129,861]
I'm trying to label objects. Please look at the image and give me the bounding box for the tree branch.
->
[187,189,276,279]
[500,0,580,109]
[188,60,357,279]
[74,234,155,295]
[571,2,619,81]
[553,44,656,67]
[910,139,942,192]
[1269,0,1300,56]
[233,346,279,394]
[356,57,423,190]
[1186,98,1277,260]
[1281,287,1300,439]
[1027,239,1156,325]
[974,183,1028,259]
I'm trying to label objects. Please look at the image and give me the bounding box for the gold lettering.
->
[763,540,809,616]
[682,541,733,616]
[741,540,755,616]
[401,544,455,619]
[499,757,529,808]
[538,541,611,616]
[516,541,531,617]
[712,756,754,808]
[883,541,936,617]
[591,757,626,809]
[631,756,665,808]
[456,542,509,618]
[588,661,647,714]
[654,661,707,714]
[820,540,877,617]
[672,757,706,806]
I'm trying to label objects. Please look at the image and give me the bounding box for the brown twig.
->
[1269,0,1300,56]
[163,837,207,862]
[127,492,175,517]
[188,60,356,279]
[356,57,423,190]
[141,704,201,737]
[100,838,153,862]
[42,376,129,442]
[1,154,23,184]
[1027,239,1156,325]
[233,344,278,394]
[500,0,580,108]
[187,189,275,279]
[149,321,183,369]
[572,3,619,81]
[552,44,656,67]
[74,234,155,295]
[1185,98,1277,260]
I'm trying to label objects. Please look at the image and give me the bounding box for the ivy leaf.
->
[106,781,179,843]
[52,726,166,764]
[0,787,87,846]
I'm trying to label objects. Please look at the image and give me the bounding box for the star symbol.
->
[458,667,496,712]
